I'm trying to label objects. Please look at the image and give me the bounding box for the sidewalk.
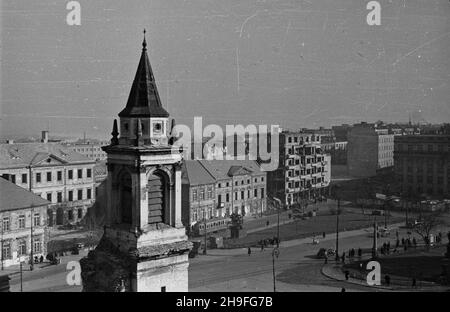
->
[321,253,449,292]
[193,222,405,260]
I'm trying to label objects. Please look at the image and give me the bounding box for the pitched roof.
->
[0,178,50,212]
[118,37,169,118]
[197,160,263,181]
[0,143,94,169]
[182,160,216,186]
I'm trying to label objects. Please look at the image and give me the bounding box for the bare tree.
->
[413,211,445,246]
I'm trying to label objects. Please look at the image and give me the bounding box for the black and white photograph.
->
[1,0,450,299]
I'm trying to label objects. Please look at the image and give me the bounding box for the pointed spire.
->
[142,29,147,51]
[111,119,119,145]
[118,31,169,119]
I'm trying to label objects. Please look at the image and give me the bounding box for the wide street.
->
[4,221,417,292]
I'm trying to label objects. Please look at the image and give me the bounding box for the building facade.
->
[347,122,394,177]
[0,141,96,226]
[394,133,450,198]
[0,179,49,268]
[182,160,267,229]
[267,131,331,207]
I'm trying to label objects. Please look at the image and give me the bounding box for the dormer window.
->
[153,122,162,133]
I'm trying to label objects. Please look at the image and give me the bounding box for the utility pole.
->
[335,198,340,261]
[276,203,280,248]
[1,221,3,271]
[272,248,279,292]
[372,220,378,259]
[203,210,207,255]
[30,207,34,271]
[20,260,23,292]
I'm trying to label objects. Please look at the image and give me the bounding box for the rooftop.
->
[0,142,94,169]
[0,178,50,212]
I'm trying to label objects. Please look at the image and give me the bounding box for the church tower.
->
[80,32,191,292]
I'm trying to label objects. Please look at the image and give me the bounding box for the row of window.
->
[287,166,325,177]
[2,213,41,232]
[41,188,93,203]
[196,188,265,204]
[286,135,320,144]
[1,238,42,259]
[216,177,265,188]
[402,185,449,196]
[2,169,93,186]
[397,143,450,153]
[287,177,325,189]
[399,174,447,185]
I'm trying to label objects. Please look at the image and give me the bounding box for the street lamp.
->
[276,203,280,248]
[19,256,24,292]
[1,221,3,271]
[331,185,341,261]
[335,197,340,262]
[30,207,34,271]
[203,210,207,255]
[272,247,279,292]
[372,219,378,259]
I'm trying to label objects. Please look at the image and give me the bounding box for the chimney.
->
[41,131,49,143]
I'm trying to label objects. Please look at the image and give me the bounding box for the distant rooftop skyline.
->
[1,0,449,139]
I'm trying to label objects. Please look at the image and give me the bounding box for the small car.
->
[317,248,335,259]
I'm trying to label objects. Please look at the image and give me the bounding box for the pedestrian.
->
[261,244,264,252]
[323,231,326,239]
[401,238,405,246]
[248,247,251,256]
[325,256,328,264]
[358,248,362,258]
[412,277,417,288]
[396,239,399,249]
[345,270,350,281]
[40,255,44,263]
[266,220,270,227]
[341,252,346,263]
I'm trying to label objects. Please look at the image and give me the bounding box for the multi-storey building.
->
[0,141,96,226]
[65,141,108,161]
[182,160,267,228]
[181,160,217,226]
[267,131,331,207]
[394,132,450,198]
[347,122,394,178]
[0,179,49,268]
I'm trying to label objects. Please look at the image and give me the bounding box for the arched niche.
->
[147,170,170,225]
[118,171,133,225]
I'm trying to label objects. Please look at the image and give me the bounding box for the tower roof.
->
[119,31,169,118]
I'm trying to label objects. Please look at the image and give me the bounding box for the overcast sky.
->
[1,0,449,139]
